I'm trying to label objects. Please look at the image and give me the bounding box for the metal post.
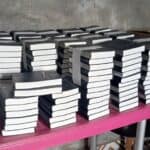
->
[90,136,97,150]
[134,120,147,150]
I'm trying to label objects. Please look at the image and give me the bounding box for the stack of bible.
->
[102,30,135,40]
[70,45,115,120]
[78,34,112,44]
[0,31,12,40]
[101,40,145,112]
[0,83,39,136]
[39,76,80,128]
[57,28,84,37]
[56,38,87,76]
[11,30,37,41]
[133,38,150,104]
[24,39,57,72]
[81,26,112,34]
[0,41,22,79]
[37,29,64,38]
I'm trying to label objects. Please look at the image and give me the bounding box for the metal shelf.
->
[0,103,149,150]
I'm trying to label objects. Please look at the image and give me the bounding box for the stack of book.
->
[13,71,62,97]
[0,31,12,40]
[0,41,22,79]
[57,28,83,34]
[81,26,112,34]
[78,34,112,44]
[11,30,37,41]
[101,40,145,112]
[39,77,80,128]
[24,39,57,72]
[56,38,87,75]
[111,33,135,40]
[17,34,42,42]
[37,29,63,38]
[0,84,39,136]
[133,38,150,104]
[102,30,135,40]
[70,45,115,120]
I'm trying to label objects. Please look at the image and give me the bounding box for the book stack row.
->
[0,71,62,136]
[101,40,145,112]
[70,45,115,120]
[55,37,86,75]
[133,38,150,104]
[39,77,80,128]
[24,39,57,72]
[0,41,22,79]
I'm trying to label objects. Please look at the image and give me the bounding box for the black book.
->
[13,71,62,89]
[101,40,145,56]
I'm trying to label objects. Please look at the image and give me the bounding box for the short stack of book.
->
[101,40,145,112]
[0,84,39,136]
[133,38,150,104]
[78,34,112,44]
[57,28,83,37]
[56,38,87,76]
[11,30,37,41]
[37,29,63,38]
[81,26,112,34]
[0,31,12,40]
[17,34,42,42]
[13,71,62,97]
[102,30,135,40]
[70,45,115,120]
[0,41,22,79]
[103,30,126,36]
[24,39,57,72]
[39,76,80,128]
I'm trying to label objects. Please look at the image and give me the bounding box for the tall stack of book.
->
[56,38,87,76]
[70,45,115,120]
[0,71,62,136]
[24,39,57,72]
[39,76,80,128]
[101,40,145,112]
[133,38,150,104]
[0,41,22,79]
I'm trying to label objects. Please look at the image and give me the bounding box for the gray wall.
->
[0,0,149,31]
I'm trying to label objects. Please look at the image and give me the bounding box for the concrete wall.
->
[0,0,150,31]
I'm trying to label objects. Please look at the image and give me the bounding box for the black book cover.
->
[101,39,143,55]
[13,71,61,83]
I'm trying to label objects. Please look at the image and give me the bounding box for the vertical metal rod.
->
[90,136,97,150]
[134,120,147,150]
